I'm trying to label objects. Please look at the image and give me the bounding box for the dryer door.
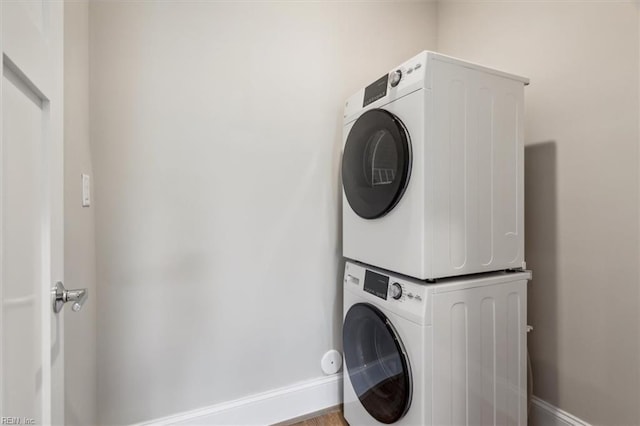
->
[343,303,412,424]
[342,109,412,219]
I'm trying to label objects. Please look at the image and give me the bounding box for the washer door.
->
[343,303,412,424]
[342,109,412,219]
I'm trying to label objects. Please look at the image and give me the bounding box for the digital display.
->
[363,74,388,107]
[363,270,389,300]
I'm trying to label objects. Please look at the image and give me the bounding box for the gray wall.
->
[63,1,97,425]
[437,2,640,424]
[89,2,437,424]
[69,3,640,425]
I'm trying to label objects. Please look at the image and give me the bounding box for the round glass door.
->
[341,109,412,219]
[343,303,412,424]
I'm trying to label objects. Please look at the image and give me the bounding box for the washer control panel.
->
[363,269,389,300]
[384,280,424,303]
[344,262,426,309]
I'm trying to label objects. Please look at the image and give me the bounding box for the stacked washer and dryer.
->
[340,51,531,426]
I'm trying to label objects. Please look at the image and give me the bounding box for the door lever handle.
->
[52,281,88,313]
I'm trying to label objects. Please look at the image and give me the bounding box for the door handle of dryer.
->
[52,281,88,313]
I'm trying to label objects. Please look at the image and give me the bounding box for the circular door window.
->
[342,109,412,219]
[343,303,412,424]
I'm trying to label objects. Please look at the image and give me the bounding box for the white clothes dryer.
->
[341,51,529,280]
[342,261,530,426]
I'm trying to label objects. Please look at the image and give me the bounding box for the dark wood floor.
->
[288,408,348,426]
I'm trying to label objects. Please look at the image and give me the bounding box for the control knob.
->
[389,70,402,87]
[390,282,402,300]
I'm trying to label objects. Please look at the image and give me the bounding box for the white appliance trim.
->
[133,374,342,426]
[530,396,592,426]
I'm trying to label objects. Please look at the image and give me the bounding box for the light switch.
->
[82,174,90,207]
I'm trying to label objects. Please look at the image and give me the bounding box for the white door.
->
[0,1,64,424]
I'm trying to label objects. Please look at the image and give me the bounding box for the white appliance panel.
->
[342,51,528,279]
[343,89,427,279]
[342,261,528,426]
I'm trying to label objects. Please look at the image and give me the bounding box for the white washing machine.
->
[342,261,530,426]
[341,51,529,280]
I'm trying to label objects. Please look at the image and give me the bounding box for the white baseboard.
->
[133,374,343,426]
[530,396,592,426]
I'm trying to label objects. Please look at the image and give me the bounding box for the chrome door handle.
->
[52,281,88,313]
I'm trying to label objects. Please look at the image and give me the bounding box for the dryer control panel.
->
[344,51,429,123]
[363,74,388,107]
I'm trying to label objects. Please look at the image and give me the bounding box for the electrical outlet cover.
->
[321,349,342,375]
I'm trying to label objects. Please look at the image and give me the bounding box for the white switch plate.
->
[82,174,90,207]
